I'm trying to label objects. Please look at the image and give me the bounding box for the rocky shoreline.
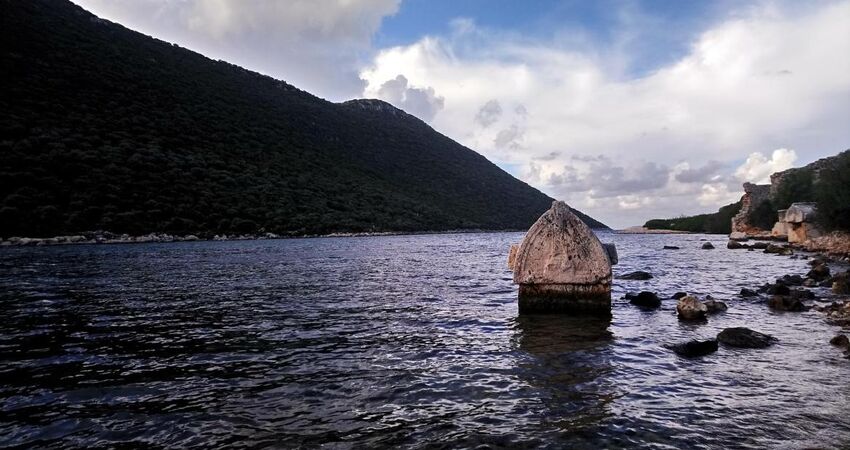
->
[621,238,850,359]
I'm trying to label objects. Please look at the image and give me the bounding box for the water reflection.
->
[512,315,617,438]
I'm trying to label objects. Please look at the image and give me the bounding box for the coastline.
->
[0,227,603,247]
[616,226,693,234]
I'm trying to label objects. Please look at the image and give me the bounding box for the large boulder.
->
[676,296,707,320]
[717,327,775,348]
[669,339,719,358]
[512,201,612,314]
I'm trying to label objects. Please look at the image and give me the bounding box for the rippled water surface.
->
[1,232,849,449]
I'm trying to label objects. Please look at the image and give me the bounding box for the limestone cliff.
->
[730,183,771,234]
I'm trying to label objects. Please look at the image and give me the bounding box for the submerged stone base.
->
[518,283,612,315]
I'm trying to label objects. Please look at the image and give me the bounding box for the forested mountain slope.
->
[0,0,607,237]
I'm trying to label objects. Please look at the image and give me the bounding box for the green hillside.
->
[0,0,607,238]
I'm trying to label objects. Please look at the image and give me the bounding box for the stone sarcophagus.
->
[508,201,615,315]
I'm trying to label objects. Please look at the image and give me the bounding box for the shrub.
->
[814,152,850,231]
[747,199,776,230]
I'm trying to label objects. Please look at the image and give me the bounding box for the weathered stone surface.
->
[507,244,519,270]
[512,201,612,314]
[717,327,775,348]
[788,222,823,244]
[669,339,718,357]
[677,296,707,320]
[785,203,817,224]
[771,209,789,239]
[731,182,771,235]
[513,201,611,286]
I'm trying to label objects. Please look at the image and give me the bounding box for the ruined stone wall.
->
[731,182,771,234]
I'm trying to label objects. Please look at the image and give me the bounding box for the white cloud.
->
[375,75,444,122]
[73,0,400,100]
[360,1,850,227]
[734,148,798,184]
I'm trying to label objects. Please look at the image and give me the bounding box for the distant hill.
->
[0,0,607,238]
[643,201,742,234]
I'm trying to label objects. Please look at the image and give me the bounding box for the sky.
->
[72,0,850,228]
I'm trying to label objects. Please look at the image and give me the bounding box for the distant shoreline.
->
[616,226,693,235]
[0,227,621,248]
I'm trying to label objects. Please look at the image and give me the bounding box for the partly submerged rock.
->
[830,334,849,348]
[512,201,612,315]
[701,242,715,250]
[672,292,688,300]
[663,245,680,250]
[619,271,653,280]
[727,240,745,249]
[703,299,728,314]
[807,264,830,281]
[740,288,759,298]
[717,327,775,348]
[669,339,719,357]
[767,295,807,312]
[676,296,707,320]
[630,291,661,309]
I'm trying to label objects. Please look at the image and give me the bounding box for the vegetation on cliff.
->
[746,150,849,232]
[0,0,607,238]
[643,201,742,234]
[645,149,849,234]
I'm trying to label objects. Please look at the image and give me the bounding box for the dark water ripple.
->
[1,232,849,449]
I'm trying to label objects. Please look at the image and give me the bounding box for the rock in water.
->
[768,295,807,312]
[630,291,661,309]
[807,264,830,281]
[830,334,850,348]
[663,245,680,250]
[740,288,759,298]
[677,296,708,320]
[703,299,728,314]
[669,339,719,357]
[701,242,715,250]
[717,327,775,348]
[511,201,613,315]
[672,292,688,300]
[727,240,744,249]
[619,271,653,280]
